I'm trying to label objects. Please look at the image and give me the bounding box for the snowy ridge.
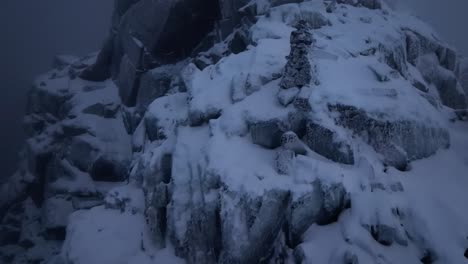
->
[1,0,468,263]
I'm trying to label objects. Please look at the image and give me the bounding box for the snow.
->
[4,0,468,263]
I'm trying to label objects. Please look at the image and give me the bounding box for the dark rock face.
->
[280,20,314,90]
[90,156,129,182]
[303,120,354,165]
[250,119,287,149]
[79,36,114,81]
[289,181,348,246]
[329,104,450,170]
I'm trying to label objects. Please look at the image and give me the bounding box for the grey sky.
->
[0,0,113,179]
[0,0,467,179]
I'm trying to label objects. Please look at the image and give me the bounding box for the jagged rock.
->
[118,54,142,107]
[280,20,314,90]
[79,36,114,81]
[137,62,186,110]
[380,40,408,78]
[316,181,348,225]
[412,80,429,93]
[418,54,467,109]
[220,190,291,263]
[303,120,354,165]
[90,156,129,182]
[289,181,348,246]
[228,31,250,54]
[436,46,457,71]
[289,189,323,246]
[330,104,450,170]
[249,119,287,149]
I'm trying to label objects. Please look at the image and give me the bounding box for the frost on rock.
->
[3,0,468,264]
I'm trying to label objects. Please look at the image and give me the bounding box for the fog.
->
[0,0,113,180]
[0,0,467,180]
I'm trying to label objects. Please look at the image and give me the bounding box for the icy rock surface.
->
[2,0,468,264]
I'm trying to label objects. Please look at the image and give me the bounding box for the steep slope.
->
[1,0,468,264]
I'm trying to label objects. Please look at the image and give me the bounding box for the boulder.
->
[90,156,129,182]
[137,62,186,110]
[303,120,354,165]
[249,119,288,149]
[329,104,450,170]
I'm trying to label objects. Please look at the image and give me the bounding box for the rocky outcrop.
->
[329,104,450,170]
[3,1,468,264]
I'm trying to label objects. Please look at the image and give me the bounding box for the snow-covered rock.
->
[2,1,468,263]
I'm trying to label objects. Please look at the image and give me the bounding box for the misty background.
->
[0,0,467,181]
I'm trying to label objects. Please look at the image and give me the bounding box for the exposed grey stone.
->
[90,155,129,182]
[289,181,348,246]
[418,54,467,109]
[137,63,186,110]
[303,120,354,165]
[380,41,408,78]
[249,119,288,149]
[118,54,142,107]
[220,190,291,264]
[228,30,249,54]
[437,46,457,71]
[368,224,396,246]
[289,189,323,246]
[188,108,222,127]
[436,73,467,110]
[79,35,114,82]
[280,20,314,90]
[329,104,450,170]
